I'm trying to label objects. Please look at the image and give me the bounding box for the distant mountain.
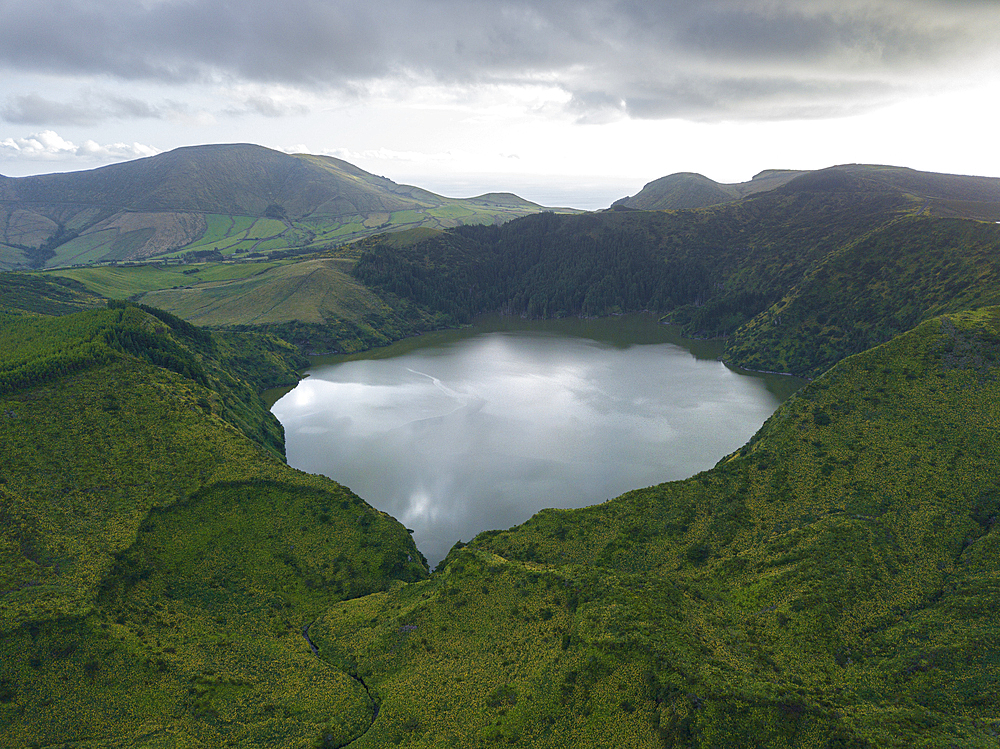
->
[613,163,1000,218]
[0,144,566,270]
[612,168,804,210]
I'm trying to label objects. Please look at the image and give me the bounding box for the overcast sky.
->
[1,0,998,208]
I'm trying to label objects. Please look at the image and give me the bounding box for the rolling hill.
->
[0,144,570,270]
[43,230,454,355]
[612,163,1000,216]
[0,291,426,747]
[612,168,804,210]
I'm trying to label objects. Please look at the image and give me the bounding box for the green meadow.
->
[44,261,284,299]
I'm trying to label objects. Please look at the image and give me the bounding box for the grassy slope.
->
[313,307,1000,748]
[0,300,427,748]
[38,232,454,355]
[0,273,105,318]
[138,258,384,326]
[25,203,555,270]
[139,256,449,354]
[42,260,284,299]
[1,145,572,270]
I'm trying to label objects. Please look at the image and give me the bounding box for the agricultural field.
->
[0,144,567,271]
[137,258,377,326]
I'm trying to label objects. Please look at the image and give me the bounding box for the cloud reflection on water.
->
[273,326,787,567]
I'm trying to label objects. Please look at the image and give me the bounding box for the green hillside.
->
[726,216,1000,377]
[311,307,1000,747]
[4,160,1000,747]
[352,164,1000,378]
[3,267,999,748]
[0,273,104,318]
[42,259,286,300]
[612,168,804,210]
[0,144,571,270]
[40,234,453,355]
[0,294,426,747]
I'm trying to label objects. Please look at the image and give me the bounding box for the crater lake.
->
[270,315,804,567]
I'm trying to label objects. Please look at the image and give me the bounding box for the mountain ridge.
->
[614,163,1000,216]
[0,144,569,270]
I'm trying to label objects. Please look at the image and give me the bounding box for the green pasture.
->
[137,258,383,327]
[49,230,118,267]
[43,261,282,299]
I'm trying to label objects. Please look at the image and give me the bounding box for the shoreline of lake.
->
[270,314,806,566]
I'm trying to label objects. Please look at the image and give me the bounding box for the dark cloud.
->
[1,93,186,126]
[0,0,995,121]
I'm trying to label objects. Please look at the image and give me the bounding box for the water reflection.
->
[272,316,803,567]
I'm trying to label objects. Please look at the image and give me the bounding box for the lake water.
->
[270,315,803,567]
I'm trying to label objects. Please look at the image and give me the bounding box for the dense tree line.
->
[357,184,906,332]
[0,340,116,396]
[353,183,1000,377]
[354,211,724,327]
[726,216,1000,376]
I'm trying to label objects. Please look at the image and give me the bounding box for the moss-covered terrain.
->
[5,293,995,747]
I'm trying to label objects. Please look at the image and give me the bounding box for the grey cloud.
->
[568,72,901,122]
[1,93,186,126]
[224,96,311,118]
[0,0,996,121]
